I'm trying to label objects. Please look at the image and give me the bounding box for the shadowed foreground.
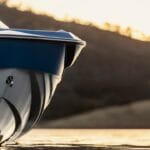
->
[1,129,150,149]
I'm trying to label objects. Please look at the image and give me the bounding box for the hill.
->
[1,3,150,120]
[40,100,150,128]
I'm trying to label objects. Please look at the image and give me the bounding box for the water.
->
[2,145,150,150]
[1,129,150,150]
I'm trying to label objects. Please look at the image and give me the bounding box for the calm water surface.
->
[1,129,150,150]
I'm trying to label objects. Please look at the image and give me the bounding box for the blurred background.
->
[1,0,150,129]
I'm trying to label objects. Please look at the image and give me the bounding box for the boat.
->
[0,22,86,143]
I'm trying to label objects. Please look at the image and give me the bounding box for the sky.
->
[5,0,150,35]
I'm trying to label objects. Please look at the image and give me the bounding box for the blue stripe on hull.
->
[0,39,65,75]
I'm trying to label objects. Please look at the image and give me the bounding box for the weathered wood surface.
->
[1,129,150,149]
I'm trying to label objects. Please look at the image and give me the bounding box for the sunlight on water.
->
[0,129,150,149]
[2,0,150,41]
[17,129,150,146]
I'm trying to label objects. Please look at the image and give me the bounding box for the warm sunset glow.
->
[18,129,150,146]
[3,0,150,40]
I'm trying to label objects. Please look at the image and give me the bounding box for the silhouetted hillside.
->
[1,3,150,120]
